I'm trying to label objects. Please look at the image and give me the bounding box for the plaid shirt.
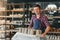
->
[29,14,50,28]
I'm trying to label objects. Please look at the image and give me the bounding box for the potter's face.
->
[33,7,41,14]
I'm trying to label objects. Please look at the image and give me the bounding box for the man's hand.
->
[40,33,46,38]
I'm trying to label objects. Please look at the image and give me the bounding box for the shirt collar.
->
[35,13,43,18]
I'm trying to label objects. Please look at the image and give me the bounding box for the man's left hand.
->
[40,34,46,38]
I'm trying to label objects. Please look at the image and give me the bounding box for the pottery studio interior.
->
[0,0,60,40]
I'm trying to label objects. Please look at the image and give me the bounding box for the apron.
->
[33,19,45,33]
[33,19,41,30]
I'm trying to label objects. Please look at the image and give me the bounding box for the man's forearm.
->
[43,26,51,35]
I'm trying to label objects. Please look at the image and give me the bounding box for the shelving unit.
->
[0,2,26,40]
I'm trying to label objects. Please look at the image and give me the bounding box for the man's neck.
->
[36,13,41,16]
[36,13,41,18]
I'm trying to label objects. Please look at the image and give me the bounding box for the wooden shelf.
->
[0,16,23,18]
[0,30,18,32]
[6,23,22,25]
[48,32,60,34]
[0,10,24,12]
[47,16,60,19]
[0,10,10,12]
[7,3,25,5]
[0,23,22,25]
[0,30,60,34]
[0,16,59,18]
[54,16,60,18]
[11,10,25,12]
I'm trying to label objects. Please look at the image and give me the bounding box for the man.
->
[28,4,51,38]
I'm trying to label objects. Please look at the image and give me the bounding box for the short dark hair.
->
[33,4,41,9]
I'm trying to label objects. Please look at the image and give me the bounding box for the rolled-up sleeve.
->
[43,16,50,27]
[29,16,33,27]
